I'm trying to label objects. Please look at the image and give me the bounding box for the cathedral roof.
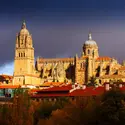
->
[38,57,74,63]
[19,21,29,35]
[96,56,112,61]
[99,74,125,79]
[119,66,125,70]
[84,33,97,45]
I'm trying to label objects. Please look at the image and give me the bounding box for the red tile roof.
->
[30,83,125,98]
[30,86,106,98]
[37,84,72,92]
[69,87,105,96]
[0,74,13,79]
[31,93,70,97]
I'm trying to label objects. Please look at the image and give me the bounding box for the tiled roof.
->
[80,56,88,59]
[99,74,125,79]
[30,82,125,98]
[41,82,68,87]
[38,57,74,63]
[30,85,106,98]
[31,93,70,97]
[0,74,13,79]
[0,85,20,89]
[69,87,105,96]
[96,56,112,61]
[39,84,72,92]
[119,66,125,70]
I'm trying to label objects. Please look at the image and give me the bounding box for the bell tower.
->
[13,21,35,85]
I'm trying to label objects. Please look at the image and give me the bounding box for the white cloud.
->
[0,62,14,75]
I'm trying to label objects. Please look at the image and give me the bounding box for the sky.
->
[0,0,125,75]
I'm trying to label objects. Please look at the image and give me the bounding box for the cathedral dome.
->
[84,33,97,45]
[19,21,29,35]
[20,29,29,35]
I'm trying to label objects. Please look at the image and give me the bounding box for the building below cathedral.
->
[12,21,125,86]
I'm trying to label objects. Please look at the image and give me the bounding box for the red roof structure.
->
[30,82,125,99]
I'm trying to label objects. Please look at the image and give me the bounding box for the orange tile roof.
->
[119,66,125,70]
[0,85,20,89]
[41,82,65,87]
[96,56,112,61]
[80,56,88,59]
[0,74,13,79]
[99,74,125,79]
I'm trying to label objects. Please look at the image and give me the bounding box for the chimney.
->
[75,83,78,88]
[105,83,110,91]
[95,84,98,88]
[77,84,81,89]
[119,83,123,88]
[82,84,86,90]
[72,84,75,89]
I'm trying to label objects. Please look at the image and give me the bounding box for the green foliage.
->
[97,88,125,125]
[36,97,69,119]
[87,76,97,87]
[117,79,123,83]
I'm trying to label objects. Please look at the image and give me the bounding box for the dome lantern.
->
[19,20,29,36]
[84,32,97,46]
[88,32,92,40]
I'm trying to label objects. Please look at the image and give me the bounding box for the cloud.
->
[0,62,14,75]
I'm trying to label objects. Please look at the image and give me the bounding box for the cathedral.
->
[13,21,125,86]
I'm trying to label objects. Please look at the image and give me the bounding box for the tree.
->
[43,97,99,125]
[97,88,125,125]
[35,97,69,125]
[87,76,97,87]
[0,89,36,125]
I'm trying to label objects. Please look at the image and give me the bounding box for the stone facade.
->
[13,21,125,85]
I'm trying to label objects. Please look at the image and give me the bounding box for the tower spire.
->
[21,20,26,29]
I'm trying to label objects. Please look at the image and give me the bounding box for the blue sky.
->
[0,0,125,75]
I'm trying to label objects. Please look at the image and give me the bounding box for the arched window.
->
[88,49,90,54]
[93,50,94,57]
[81,63,83,68]
[21,53,23,57]
[19,53,20,57]
[24,53,25,57]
